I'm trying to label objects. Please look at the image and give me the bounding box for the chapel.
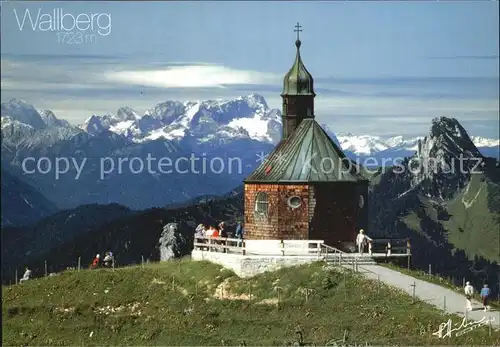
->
[243,24,369,250]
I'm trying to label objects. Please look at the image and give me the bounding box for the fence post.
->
[344,273,347,300]
[15,269,18,285]
[462,277,465,288]
[428,264,431,277]
[411,282,416,303]
[141,255,144,268]
[78,257,81,271]
[45,260,48,276]
[276,287,282,309]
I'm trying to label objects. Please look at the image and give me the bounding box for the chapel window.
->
[255,192,269,218]
[287,195,302,209]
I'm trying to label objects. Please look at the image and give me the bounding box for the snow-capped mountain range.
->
[2,94,498,158]
[74,94,498,157]
[80,94,282,145]
[335,133,498,156]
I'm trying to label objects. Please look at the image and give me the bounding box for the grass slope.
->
[399,174,499,263]
[3,261,499,346]
[445,174,500,262]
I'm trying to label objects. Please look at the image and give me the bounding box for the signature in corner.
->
[432,316,496,338]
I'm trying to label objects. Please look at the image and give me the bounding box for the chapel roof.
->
[245,118,368,183]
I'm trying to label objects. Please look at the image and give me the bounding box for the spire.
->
[294,22,302,49]
[282,23,315,96]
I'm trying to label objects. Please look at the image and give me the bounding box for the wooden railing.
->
[193,236,411,259]
[193,237,324,257]
[194,236,244,254]
[368,238,411,256]
[320,238,411,270]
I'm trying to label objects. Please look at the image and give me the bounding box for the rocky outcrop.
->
[158,222,194,261]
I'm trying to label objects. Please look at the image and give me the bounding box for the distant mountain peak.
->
[1,99,47,130]
[430,117,468,138]
[39,109,70,128]
[418,116,482,160]
[81,114,106,136]
[115,106,141,122]
[411,117,485,201]
[238,93,268,108]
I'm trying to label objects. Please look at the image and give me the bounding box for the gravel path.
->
[354,265,499,329]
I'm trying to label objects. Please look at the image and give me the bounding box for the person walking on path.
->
[464,281,474,311]
[480,284,491,312]
[356,229,372,255]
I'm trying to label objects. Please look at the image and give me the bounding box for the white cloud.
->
[102,65,281,88]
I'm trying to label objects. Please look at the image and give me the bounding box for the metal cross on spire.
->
[294,22,302,41]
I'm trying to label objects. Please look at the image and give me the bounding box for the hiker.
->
[205,226,214,237]
[480,284,491,311]
[204,226,220,252]
[19,267,32,283]
[212,226,220,238]
[206,226,219,238]
[464,281,474,311]
[218,222,227,238]
[90,254,100,269]
[103,251,114,267]
[195,224,205,237]
[356,229,371,255]
[235,222,245,246]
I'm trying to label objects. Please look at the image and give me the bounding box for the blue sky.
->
[1,1,499,138]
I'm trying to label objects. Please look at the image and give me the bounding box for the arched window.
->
[254,192,269,218]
